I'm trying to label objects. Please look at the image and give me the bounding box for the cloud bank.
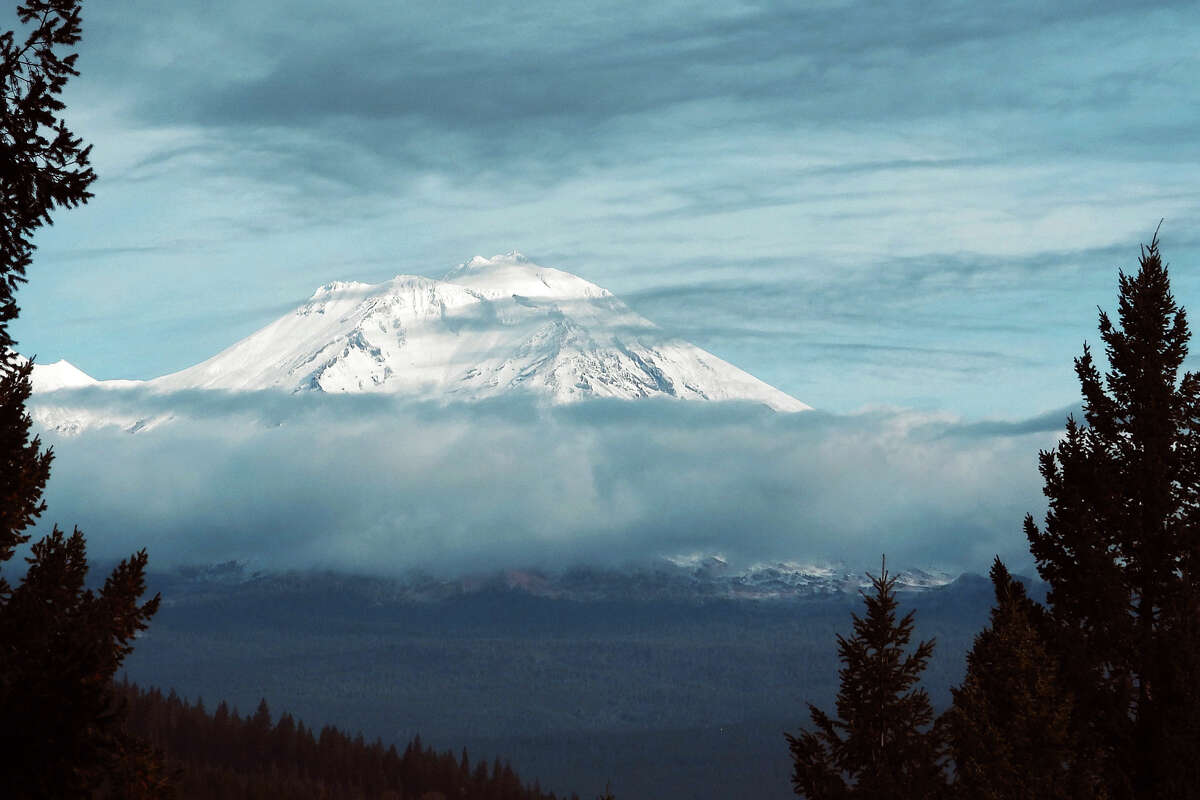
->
[29,390,1067,576]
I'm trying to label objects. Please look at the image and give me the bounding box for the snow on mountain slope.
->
[26,253,807,433]
[29,359,98,393]
[23,360,156,434]
[149,252,809,411]
[158,558,958,603]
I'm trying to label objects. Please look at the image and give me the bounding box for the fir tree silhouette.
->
[1025,228,1200,798]
[786,557,945,799]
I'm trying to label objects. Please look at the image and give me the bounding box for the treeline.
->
[117,679,579,800]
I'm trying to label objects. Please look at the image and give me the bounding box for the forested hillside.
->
[118,680,581,800]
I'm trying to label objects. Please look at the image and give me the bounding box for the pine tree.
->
[0,1,164,795]
[0,0,96,354]
[786,558,945,799]
[944,558,1102,799]
[1025,230,1200,798]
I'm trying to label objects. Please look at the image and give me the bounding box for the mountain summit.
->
[31,254,808,419]
[147,252,808,410]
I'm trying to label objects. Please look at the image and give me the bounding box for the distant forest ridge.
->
[117,679,587,800]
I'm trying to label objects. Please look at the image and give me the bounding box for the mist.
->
[30,388,1066,577]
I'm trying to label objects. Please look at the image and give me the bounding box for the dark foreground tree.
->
[1025,230,1200,798]
[1,0,96,353]
[944,558,1102,799]
[0,2,163,796]
[786,559,945,799]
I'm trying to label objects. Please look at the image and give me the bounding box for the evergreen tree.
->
[1,0,95,354]
[786,558,945,799]
[0,1,163,795]
[944,558,1102,799]
[1025,230,1200,797]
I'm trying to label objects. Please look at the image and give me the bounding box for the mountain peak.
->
[39,255,810,417]
[308,279,371,300]
[446,251,529,277]
[30,359,97,393]
[442,252,611,303]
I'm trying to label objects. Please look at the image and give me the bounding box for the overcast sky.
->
[8,0,1200,418]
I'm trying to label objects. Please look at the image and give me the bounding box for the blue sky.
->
[12,0,1200,418]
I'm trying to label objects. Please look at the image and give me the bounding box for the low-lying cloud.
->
[29,389,1066,577]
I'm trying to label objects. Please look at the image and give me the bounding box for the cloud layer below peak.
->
[31,389,1066,576]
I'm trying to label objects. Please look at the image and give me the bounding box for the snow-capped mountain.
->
[151,252,806,409]
[29,253,807,431]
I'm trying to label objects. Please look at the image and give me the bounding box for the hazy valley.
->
[119,563,1005,799]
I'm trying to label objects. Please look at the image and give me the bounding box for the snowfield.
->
[28,253,808,432]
